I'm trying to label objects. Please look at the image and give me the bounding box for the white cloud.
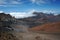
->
[30,0,56,5]
[0,0,7,4]
[0,11,4,13]
[0,5,8,7]
[41,10,56,13]
[0,0,22,5]
[0,0,56,6]
[11,1,20,4]
[31,0,46,4]
[10,0,22,4]
[31,0,36,3]
[9,9,36,18]
[0,0,23,7]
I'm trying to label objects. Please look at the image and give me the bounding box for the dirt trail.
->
[14,32,60,40]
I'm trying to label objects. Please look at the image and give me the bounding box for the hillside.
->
[30,22,60,33]
[18,12,60,28]
[0,13,18,40]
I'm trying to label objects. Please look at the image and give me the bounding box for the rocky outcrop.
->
[0,13,18,40]
[0,13,16,21]
[0,13,16,28]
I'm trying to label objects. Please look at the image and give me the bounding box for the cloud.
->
[30,0,46,4]
[30,0,56,5]
[0,0,22,5]
[0,11,4,13]
[42,10,55,13]
[9,0,23,4]
[0,0,23,7]
[9,9,36,18]
[0,0,6,4]
[0,0,56,6]
[0,5,9,7]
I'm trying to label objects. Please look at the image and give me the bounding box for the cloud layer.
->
[10,9,36,18]
[0,9,58,18]
[0,0,56,5]
[30,0,56,4]
[0,0,22,5]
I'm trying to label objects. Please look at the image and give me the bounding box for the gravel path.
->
[14,32,60,40]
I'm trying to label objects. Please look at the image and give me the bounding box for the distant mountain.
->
[18,12,60,28]
[29,22,60,33]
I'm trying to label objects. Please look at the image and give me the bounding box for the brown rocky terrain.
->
[0,31,18,40]
[30,22,60,33]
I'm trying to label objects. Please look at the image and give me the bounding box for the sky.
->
[0,0,60,18]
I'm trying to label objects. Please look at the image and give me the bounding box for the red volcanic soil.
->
[30,22,60,33]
